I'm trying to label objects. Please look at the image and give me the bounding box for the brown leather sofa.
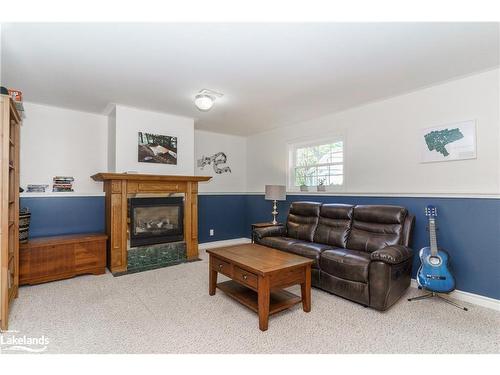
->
[254,202,415,310]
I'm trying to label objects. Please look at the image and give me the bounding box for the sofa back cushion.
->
[286,202,321,242]
[313,204,354,248]
[346,205,408,252]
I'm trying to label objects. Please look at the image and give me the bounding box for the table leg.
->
[301,264,311,312]
[209,256,217,296]
[258,275,270,331]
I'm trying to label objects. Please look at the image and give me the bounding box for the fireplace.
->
[91,173,211,274]
[129,197,184,247]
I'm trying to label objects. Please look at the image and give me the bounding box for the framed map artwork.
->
[420,120,476,163]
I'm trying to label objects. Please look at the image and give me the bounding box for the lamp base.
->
[271,200,278,225]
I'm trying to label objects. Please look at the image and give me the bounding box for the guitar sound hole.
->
[428,256,442,266]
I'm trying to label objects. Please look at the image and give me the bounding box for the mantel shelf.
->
[91,173,211,183]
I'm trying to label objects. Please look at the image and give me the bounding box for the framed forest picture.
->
[138,132,178,165]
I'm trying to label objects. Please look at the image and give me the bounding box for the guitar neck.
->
[429,218,438,255]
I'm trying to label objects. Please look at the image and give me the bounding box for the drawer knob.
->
[243,274,248,280]
[218,264,223,269]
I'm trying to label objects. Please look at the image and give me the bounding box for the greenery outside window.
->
[288,138,344,190]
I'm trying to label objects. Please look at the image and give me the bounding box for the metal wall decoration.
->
[197,152,232,174]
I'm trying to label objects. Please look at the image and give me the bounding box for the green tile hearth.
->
[116,241,189,276]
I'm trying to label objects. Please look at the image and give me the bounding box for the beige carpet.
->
[4,250,500,354]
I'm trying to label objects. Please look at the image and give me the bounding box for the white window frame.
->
[286,136,345,192]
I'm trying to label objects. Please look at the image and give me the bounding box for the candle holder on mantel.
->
[264,185,286,225]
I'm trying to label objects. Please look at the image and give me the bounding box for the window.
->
[288,138,344,189]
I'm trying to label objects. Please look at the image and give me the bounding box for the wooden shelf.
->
[217,280,302,316]
[1,95,21,331]
[8,285,18,304]
[9,98,21,123]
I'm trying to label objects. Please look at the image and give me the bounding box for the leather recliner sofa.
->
[254,202,415,310]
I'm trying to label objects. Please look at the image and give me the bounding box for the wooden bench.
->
[19,233,107,285]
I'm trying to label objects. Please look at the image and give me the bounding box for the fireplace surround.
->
[91,173,211,274]
[129,197,184,247]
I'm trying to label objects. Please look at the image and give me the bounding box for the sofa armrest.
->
[253,225,286,240]
[371,245,413,265]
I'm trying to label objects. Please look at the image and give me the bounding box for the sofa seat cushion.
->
[320,248,371,283]
[258,236,299,251]
[286,241,333,268]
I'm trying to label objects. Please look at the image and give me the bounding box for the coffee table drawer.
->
[233,266,258,289]
[211,257,233,277]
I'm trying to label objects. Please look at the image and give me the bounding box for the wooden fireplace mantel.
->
[91,173,211,273]
[92,173,211,183]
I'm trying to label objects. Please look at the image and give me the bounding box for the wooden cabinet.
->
[19,234,107,285]
[0,95,21,331]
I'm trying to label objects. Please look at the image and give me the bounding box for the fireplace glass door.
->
[129,197,184,247]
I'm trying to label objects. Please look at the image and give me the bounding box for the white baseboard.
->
[199,237,251,250]
[410,279,500,311]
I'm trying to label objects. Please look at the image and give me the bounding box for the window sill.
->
[287,187,345,195]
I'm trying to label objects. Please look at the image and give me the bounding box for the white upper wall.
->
[17,69,500,197]
[19,103,248,195]
[194,130,247,193]
[111,105,194,175]
[107,106,116,172]
[247,69,500,195]
[20,102,108,195]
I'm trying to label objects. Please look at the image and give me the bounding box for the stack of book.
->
[26,184,49,193]
[53,176,74,192]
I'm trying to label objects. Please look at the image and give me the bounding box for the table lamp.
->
[265,185,286,225]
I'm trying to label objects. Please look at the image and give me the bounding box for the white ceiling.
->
[2,23,498,136]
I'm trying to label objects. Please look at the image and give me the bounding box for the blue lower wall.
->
[20,194,500,300]
[246,195,500,300]
[20,195,248,243]
[197,195,248,243]
[21,197,105,237]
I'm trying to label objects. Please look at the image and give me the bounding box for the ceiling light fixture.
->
[194,89,223,112]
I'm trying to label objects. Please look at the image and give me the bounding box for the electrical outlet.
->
[209,229,214,236]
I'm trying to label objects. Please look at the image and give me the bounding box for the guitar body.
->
[417,246,455,293]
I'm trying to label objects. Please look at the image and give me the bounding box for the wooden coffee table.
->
[207,243,313,331]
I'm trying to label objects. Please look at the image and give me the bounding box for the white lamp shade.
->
[194,94,215,111]
[265,185,286,201]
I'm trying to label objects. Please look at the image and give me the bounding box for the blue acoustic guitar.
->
[416,206,456,293]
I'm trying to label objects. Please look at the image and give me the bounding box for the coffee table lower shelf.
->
[217,280,302,315]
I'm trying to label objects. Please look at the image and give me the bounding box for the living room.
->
[0,0,499,372]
